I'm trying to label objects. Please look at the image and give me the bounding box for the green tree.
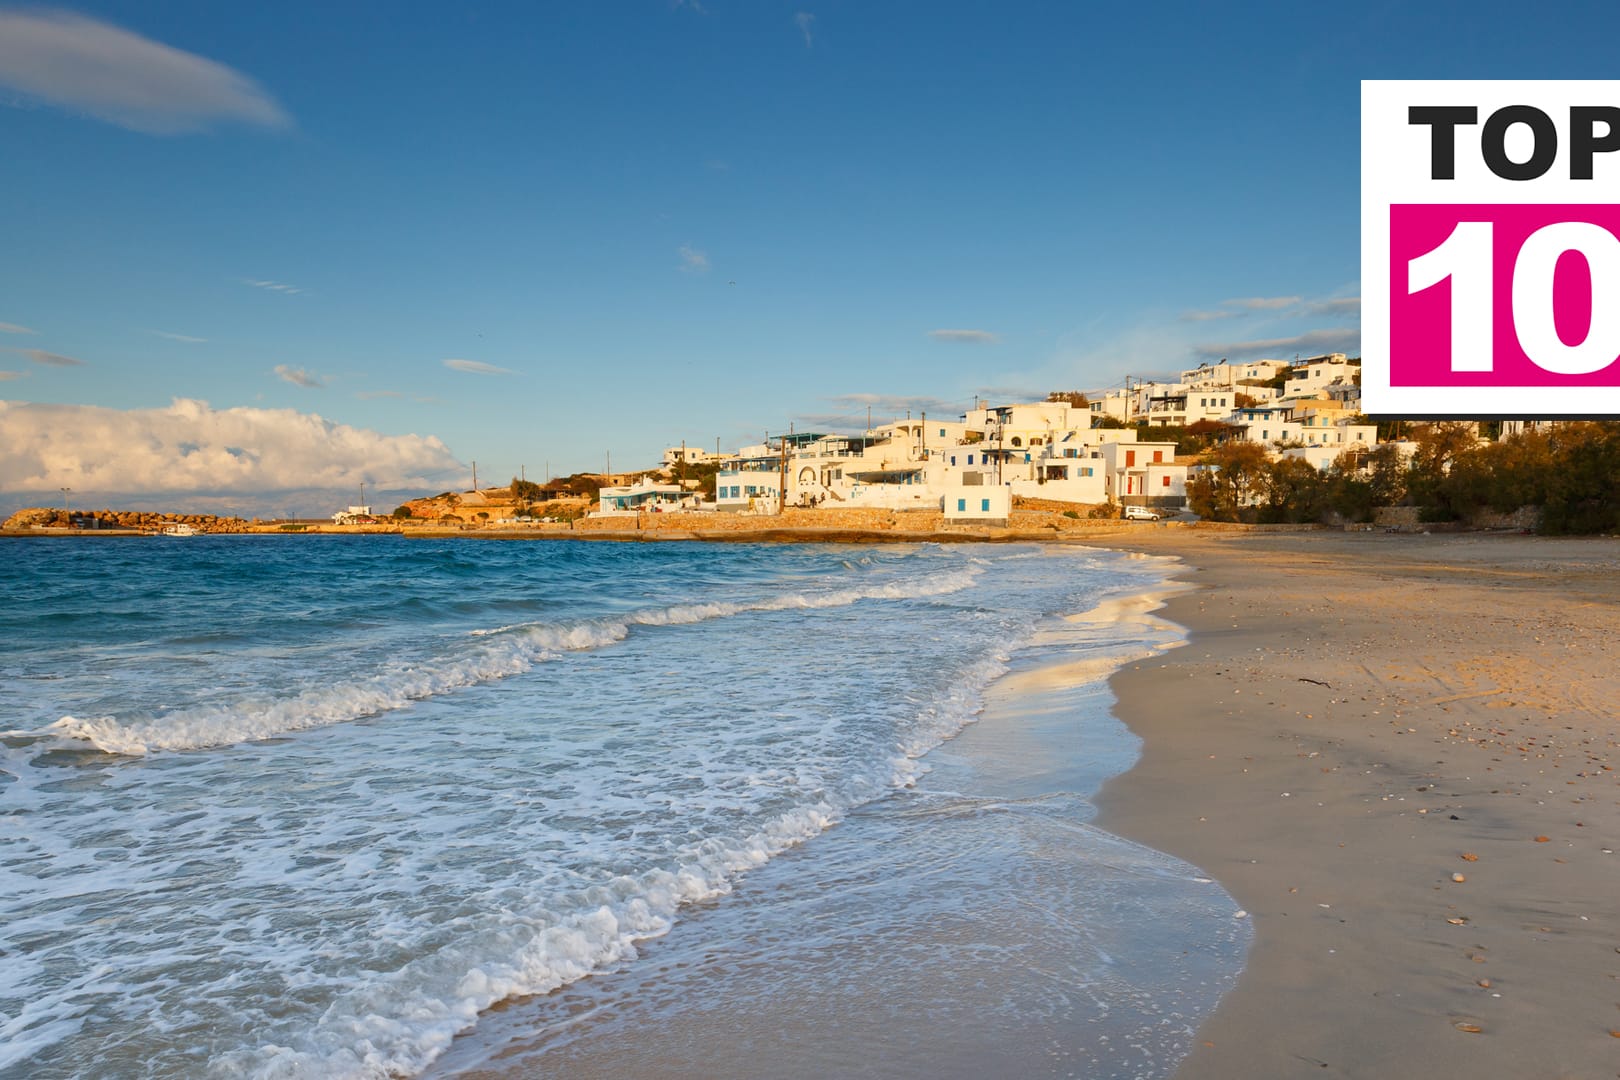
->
[1541,423,1620,534]
[510,478,543,501]
[1260,456,1328,523]
[1406,422,1480,520]
[392,504,414,519]
[1187,440,1271,521]
[1365,443,1408,508]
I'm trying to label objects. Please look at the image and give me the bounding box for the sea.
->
[0,536,1247,1079]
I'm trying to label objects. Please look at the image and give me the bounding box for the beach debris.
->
[1454,1022,1483,1034]
[1233,910,1248,919]
[1452,873,1467,883]
[1446,917,1469,925]
[1298,677,1332,688]
[1533,835,1551,842]
[1460,852,1479,861]
[1477,978,1492,988]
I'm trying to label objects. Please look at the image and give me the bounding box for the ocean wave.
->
[222,800,842,1080]
[34,565,984,757]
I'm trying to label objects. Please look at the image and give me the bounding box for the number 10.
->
[1408,220,1620,375]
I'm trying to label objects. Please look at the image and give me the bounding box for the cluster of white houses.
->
[597,353,1382,523]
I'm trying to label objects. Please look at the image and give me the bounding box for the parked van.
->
[1123,505,1161,521]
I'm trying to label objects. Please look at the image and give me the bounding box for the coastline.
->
[428,548,1249,1079]
[1091,531,1620,1078]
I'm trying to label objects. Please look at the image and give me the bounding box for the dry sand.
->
[1095,531,1620,1079]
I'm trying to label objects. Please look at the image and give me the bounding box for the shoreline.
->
[429,547,1248,1078]
[1090,531,1620,1078]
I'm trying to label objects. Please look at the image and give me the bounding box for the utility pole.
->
[777,429,788,515]
[679,439,687,486]
[472,460,478,492]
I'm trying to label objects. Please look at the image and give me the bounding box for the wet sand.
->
[1096,531,1620,1079]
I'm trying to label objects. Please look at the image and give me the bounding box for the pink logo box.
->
[1391,203,1620,387]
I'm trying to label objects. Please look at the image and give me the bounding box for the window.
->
[950,455,957,466]
[967,454,975,465]
[1125,450,1135,467]
[981,499,990,512]
[939,428,946,438]
[1152,450,1163,463]
[1080,467,1093,477]
[1010,437,1022,447]
[1162,475,1171,488]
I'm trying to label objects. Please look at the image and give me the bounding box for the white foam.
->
[36,565,983,756]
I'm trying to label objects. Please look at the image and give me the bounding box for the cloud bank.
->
[0,399,462,501]
[0,321,37,335]
[0,9,291,134]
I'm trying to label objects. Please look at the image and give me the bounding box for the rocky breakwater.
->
[3,507,252,533]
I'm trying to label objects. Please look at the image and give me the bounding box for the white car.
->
[1122,505,1161,521]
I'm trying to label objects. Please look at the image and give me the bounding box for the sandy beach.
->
[1096,531,1620,1079]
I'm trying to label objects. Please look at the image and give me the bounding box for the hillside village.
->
[353,353,1378,529]
[355,350,1589,531]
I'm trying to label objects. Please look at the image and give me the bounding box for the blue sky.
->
[1,1,1613,514]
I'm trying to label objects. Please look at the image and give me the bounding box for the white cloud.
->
[1192,327,1361,362]
[0,321,37,335]
[1303,297,1361,317]
[1223,296,1301,311]
[0,9,291,135]
[22,348,85,366]
[796,392,971,429]
[273,364,322,388]
[926,328,999,345]
[0,398,462,500]
[0,370,26,381]
[794,11,816,47]
[244,279,304,295]
[152,330,206,343]
[1178,309,1243,323]
[442,358,515,376]
[677,244,710,273]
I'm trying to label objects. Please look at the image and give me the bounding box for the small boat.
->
[159,523,198,537]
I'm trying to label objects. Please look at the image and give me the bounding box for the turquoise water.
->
[1,537,1243,1078]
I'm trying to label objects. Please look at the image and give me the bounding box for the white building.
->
[597,481,696,515]
[942,485,1011,525]
[662,446,716,468]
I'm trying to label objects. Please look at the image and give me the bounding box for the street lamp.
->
[60,487,71,525]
